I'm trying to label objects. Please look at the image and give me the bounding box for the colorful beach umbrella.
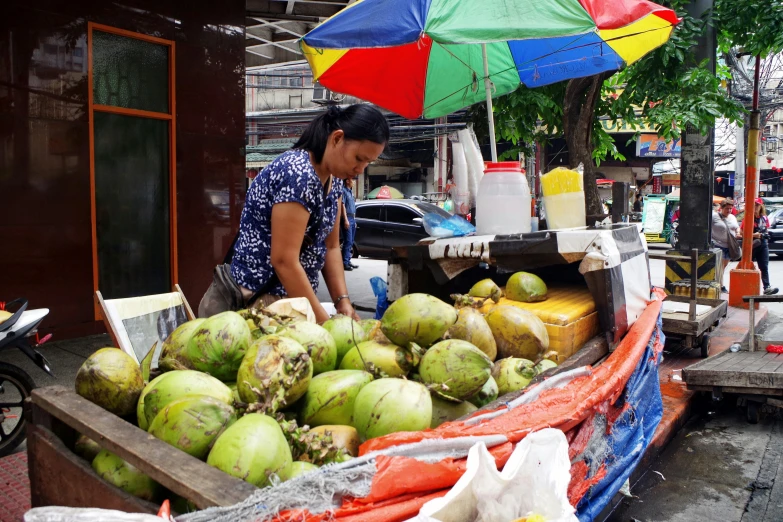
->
[367,186,405,200]
[302,0,679,160]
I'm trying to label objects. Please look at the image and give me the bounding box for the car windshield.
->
[409,201,451,218]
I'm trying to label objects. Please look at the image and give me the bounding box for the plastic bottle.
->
[476,162,532,235]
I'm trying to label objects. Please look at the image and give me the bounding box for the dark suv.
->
[353,199,451,258]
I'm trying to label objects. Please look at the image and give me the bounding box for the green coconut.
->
[309,425,361,457]
[75,348,144,417]
[159,319,205,372]
[136,372,171,431]
[447,307,498,361]
[466,375,499,408]
[352,378,432,441]
[339,341,416,378]
[505,272,548,303]
[381,294,457,348]
[468,279,502,301]
[299,370,374,427]
[207,413,292,487]
[492,358,537,396]
[277,321,338,375]
[418,340,492,401]
[236,335,312,412]
[148,395,237,460]
[359,319,393,343]
[430,396,478,428]
[534,359,558,374]
[184,311,251,381]
[485,305,550,360]
[322,315,366,365]
[141,370,234,430]
[74,434,102,462]
[281,461,319,481]
[92,450,161,501]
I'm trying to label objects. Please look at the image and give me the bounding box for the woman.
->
[711,198,739,292]
[738,198,779,295]
[199,104,389,323]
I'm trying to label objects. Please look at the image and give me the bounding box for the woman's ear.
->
[331,129,345,147]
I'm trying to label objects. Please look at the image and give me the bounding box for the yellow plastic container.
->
[540,167,586,229]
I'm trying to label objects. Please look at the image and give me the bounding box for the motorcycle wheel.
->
[0,362,35,457]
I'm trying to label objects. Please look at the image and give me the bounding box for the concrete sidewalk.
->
[599,300,768,520]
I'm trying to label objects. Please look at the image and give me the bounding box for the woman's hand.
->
[754,232,762,239]
[336,297,360,321]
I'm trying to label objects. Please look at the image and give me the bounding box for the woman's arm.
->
[323,198,359,320]
[271,202,331,324]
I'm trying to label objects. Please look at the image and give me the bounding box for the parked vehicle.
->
[0,299,54,456]
[353,199,452,258]
[767,207,783,257]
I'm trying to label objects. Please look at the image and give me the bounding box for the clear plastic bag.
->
[410,429,577,522]
[24,507,170,522]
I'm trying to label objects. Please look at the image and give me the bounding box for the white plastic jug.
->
[476,162,532,235]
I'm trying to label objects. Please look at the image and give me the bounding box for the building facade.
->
[1,1,246,337]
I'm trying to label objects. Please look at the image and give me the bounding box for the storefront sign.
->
[636,134,681,158]
[652,175,662,193]
[662,173,680,187]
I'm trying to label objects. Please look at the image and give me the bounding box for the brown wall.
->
[0,1,246,337]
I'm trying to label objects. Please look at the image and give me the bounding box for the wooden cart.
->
[683,294,783,424]
[650,250,728,358]
[25,386,257,514]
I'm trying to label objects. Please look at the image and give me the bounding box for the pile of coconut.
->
[73,272,554,511]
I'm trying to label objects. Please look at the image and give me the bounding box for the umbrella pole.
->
[482,44,498,162]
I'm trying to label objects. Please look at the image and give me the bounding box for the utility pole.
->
[668,0,721,298]
[729,56,763,306]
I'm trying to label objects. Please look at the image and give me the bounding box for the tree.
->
[474,0,783,215]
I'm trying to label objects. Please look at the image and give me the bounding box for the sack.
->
[197,264,245,318]
[411,429,577,522]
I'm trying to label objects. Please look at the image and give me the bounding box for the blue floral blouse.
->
[231,149,343,295]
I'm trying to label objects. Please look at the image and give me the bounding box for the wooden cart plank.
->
[30,386,258,509]
[27,424,159,513]
[687,384,783,396]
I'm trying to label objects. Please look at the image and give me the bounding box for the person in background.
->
[341,177,359,271]
[633,193,643,212]
[711,198,739,293]
[738,198,779,295]
[671,204,680,222]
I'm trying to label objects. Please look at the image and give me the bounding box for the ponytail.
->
[294,104,389,163]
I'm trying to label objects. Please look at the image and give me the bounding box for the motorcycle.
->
[0,299,54,457]
[670,219,679,250]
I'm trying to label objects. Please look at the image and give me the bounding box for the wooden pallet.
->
[683,350,783,391]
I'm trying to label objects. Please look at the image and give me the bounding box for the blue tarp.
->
[576,311,664,520]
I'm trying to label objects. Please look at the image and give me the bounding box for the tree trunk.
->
[562,73,611,217]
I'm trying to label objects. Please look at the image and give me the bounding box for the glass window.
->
[385,205,419,224]
[93,30,169,113]
[356,204,381,220]
[94,112,170,299]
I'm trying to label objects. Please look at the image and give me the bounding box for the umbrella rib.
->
[421,25,673,115]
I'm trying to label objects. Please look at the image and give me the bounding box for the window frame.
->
[88,22,178,317]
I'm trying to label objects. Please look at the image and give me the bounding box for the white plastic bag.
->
[409,429,577,522]
[24,507,170,522]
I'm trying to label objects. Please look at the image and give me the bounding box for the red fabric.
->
[577,0,679,29]
[319,35,431,120]
[361,442,514,503]
[568,461,607,505]
[767,344,783,353]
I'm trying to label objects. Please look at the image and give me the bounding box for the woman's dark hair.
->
[294,104,389,163]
